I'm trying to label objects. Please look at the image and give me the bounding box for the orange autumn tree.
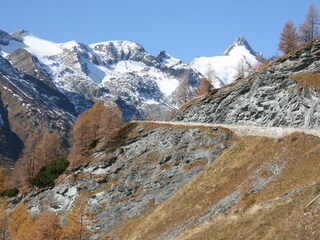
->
[62,194,95,240]
[8,204,63,240]
[31,210,62,240]
[278,20,299,54]
[8,203,34,240]
[68,101,123,168]
[14,131,64,187]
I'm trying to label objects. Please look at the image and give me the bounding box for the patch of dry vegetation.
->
[290,72,320,90]
[110,133,320,240]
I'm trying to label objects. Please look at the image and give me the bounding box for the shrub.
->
[30,156,69,188]
[0,187,19,197]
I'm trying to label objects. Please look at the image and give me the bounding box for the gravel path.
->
[135,121,320,139]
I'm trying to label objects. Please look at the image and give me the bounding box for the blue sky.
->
[1,0,318,61]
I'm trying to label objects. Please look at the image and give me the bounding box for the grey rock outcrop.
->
[177,37,320,129]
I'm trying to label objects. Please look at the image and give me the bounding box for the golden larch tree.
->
[14,131,64,188]
[68,101,123,168]
[278,20,298,54]
[62,194,95,240]
[8,203,34,240]
[31,210,62,240]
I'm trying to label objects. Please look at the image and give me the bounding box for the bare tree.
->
[14,131,64,187]
[298,3,320,43]
[278,20,298,54]
[234,58,248,80]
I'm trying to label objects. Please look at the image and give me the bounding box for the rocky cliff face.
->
[19,122,233,236]
[177,37,320,129]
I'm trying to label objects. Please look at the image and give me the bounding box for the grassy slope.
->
[109,133,320,240]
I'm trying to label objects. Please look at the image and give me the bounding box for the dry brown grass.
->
[290,72,320,90]
[109,133,320,240]
[178,184,320,240]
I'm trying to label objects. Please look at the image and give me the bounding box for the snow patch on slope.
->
[22,34,63,57]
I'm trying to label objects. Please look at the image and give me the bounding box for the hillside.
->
[110,130,320,240]
[177,37,320,128]
[1,31,320,240]
[17,122,234,235]
[5,121,320,239]
[0,54,75,166]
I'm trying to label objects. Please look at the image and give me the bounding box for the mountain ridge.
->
[0,29,211,121]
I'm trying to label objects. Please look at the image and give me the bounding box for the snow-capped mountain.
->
[0,30,209,121]
[189,36,261,88]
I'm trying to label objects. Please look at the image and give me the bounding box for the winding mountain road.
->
[135,121,320,139]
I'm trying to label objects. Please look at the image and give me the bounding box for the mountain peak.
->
[224,35,257,57]
[10,29,31,41]
[156,50,182,67]
[234,35,247,44]
[157,50,170,60]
